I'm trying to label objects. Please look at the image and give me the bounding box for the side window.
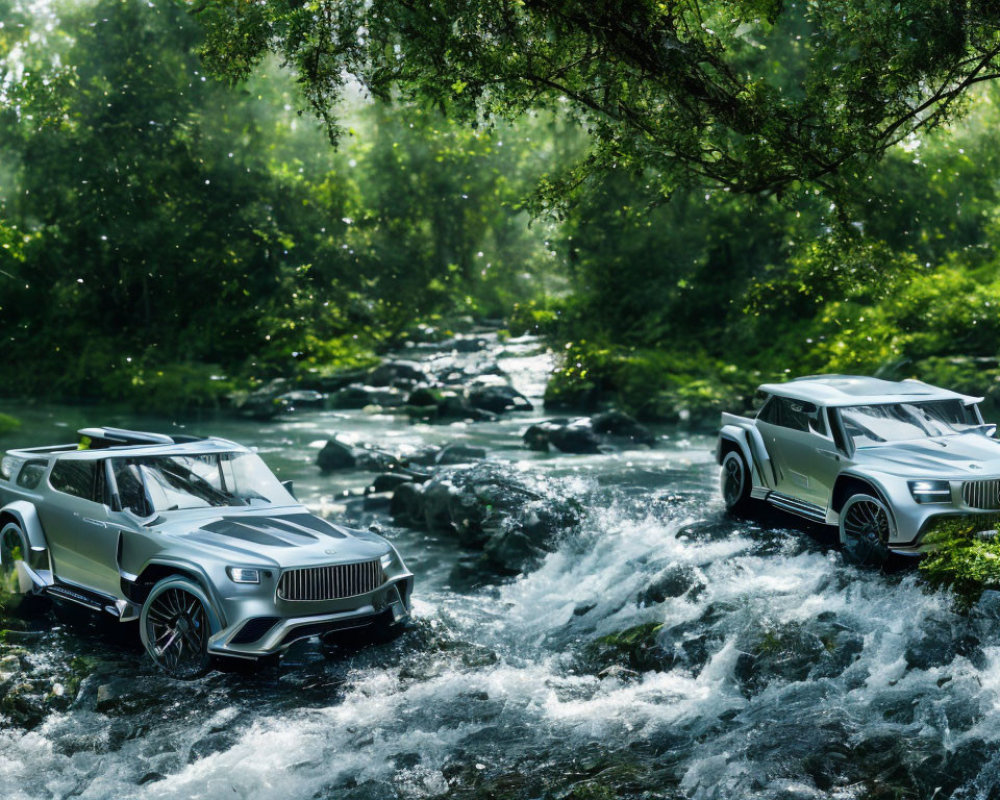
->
[112,460,152,516]
[758,397,826,434]
[757,396,778,424]
[15,460,48,490]
[50,460,102,503]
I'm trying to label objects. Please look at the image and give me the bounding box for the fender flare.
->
[0,501,49,554]
[132,557,229,629]
[831,470,893,511]
[718,424,774,489]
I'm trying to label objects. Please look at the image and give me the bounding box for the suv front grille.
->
[962,480,1000,510]
[278,560,385,602]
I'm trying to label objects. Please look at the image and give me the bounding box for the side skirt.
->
[765,491,828,524]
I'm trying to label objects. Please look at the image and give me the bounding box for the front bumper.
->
[876,474,1000,548]
[207,573,414,658]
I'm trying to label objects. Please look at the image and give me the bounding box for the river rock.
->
[591,410,656,446]
[468,382,533,414]
[230,378,288,420]
[316,438,404,473]
[734,617,864,696]
[586,622,671,675]
[368,360,431,387]
[389,464,580,573]
[637,565,706,606]
[273,390,326,411]
[435,444,487,465]
[524,411,655,453]
[523,418,601,454]
[329,384,406,409]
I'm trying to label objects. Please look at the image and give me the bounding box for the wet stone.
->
[637,565,706,606]
[368,360,431,387]
[904,615,980,671]
[734,619,864,696]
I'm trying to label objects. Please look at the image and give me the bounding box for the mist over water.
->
[2,336,1000,799]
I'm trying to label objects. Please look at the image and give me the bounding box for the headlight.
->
[0,456,19,481]
[226,567,261,584]
[908,480,952,504]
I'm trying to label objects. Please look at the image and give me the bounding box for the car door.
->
[39,457,122,596]
[755,397,842,508]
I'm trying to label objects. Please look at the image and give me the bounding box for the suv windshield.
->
[112,452,294,515]
[838,400,976,448]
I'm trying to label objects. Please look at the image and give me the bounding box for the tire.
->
[720,450,754,515]
[140,577,217,679]
[0,522,33,607]
[839,493,894,567]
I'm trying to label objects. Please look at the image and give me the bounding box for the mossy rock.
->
[586,622,669,674]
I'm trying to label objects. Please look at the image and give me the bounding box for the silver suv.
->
[0,427,413,677]
[717,375,1000,564]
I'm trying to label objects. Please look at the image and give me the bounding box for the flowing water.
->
[1,336,999,800]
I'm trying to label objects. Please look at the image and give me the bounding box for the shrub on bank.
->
[0,414,20,436]
[918,518,1000,608]
[544,341,756,424]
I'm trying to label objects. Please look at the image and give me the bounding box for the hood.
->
[854,433,1000,478]
[158,511,389,567]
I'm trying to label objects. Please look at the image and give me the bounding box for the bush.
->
[544,341,755,424]
[918,517,1000,608]
[0,414,20,436]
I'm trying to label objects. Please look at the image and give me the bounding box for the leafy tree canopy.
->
[193,0,1000,200]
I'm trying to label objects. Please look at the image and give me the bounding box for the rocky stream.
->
[2,334,1000,800]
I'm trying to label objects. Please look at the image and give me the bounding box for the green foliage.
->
[506,299,565,337]
[546,341,753,422]
[0,0,568,408]
[919,519,1000,608]
[0,413,19,436]
[195,0,1000,202]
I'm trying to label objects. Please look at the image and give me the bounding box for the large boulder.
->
[468,382,533,414]
[523,418,601,454]
[523,411,655,453]
[591,410,656,447]
[368,360,431,387]
[389,464,580,573]
[329,384,406,410]
[316,438,404,473]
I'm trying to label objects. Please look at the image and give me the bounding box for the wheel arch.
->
[831,473,892,514]
[0,501,48,554]
[129,560,226,627]
[717,427,753,466]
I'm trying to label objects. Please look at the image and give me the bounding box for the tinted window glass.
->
[15,461,47,490]
[758,397,827,435]
[113,460,152,516]
[50,460,99,502]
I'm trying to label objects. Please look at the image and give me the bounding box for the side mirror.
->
[369,523,384,535]
[281,480,297,500]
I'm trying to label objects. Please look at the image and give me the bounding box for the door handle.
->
[817,450,841,462]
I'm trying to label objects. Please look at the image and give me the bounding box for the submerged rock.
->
[734,617,864,696]
[586,622,671,675]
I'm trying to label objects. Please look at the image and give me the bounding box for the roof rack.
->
[77,427,176,449]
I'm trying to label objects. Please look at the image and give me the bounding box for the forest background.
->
[3,0,1000,427]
